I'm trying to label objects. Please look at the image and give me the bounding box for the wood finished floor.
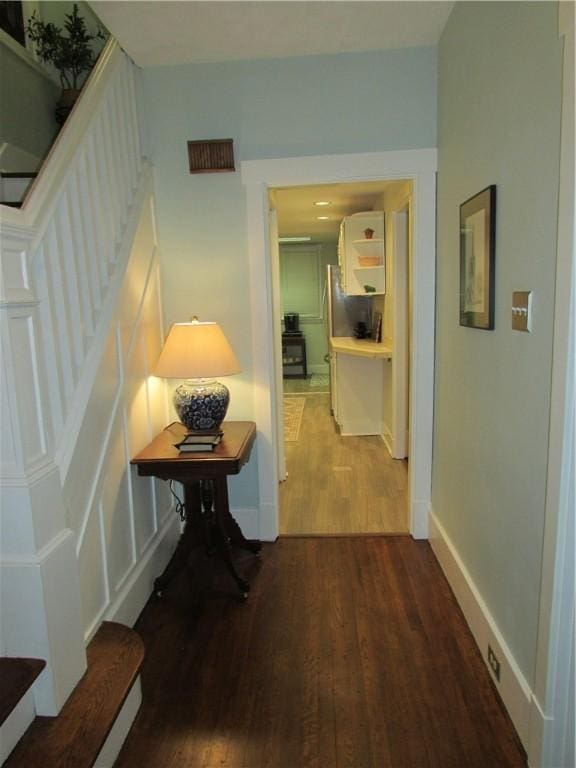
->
[280,393,408,535]
[115,537,526,768]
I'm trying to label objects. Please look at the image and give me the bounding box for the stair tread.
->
[0,173,38,178]
[0,658,46,727]
[4,622,144,768]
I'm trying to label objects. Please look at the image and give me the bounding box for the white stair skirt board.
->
[0,688,36,765]
[94,678,142,768]
[429,510,532,749]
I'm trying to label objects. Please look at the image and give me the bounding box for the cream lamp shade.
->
[154,319,241,433]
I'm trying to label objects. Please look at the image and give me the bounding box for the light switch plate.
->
[512,291,532,332]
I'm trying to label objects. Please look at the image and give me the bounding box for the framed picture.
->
[459,185,496,330]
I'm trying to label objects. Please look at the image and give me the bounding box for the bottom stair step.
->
[4,621,145,768]
[0,658,46,727]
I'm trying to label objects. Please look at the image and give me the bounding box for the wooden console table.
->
[131,421,260,600]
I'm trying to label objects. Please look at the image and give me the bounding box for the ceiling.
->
[88,2,446,238]
[89,1,453,67]
[272,180,403,239]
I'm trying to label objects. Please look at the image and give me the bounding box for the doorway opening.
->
[270,180,412,536]
[241,148,437,542]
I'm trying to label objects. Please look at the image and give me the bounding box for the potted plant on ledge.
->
[26,4,106,125]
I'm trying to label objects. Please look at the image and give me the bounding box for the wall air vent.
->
[187,139,235,174]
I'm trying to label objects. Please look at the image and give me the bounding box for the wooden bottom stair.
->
[3,621,144,768]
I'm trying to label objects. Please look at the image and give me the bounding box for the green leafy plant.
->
[26,4,105,90]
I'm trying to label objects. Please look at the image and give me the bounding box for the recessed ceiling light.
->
[313,201,331,207]
[316,215,330,220]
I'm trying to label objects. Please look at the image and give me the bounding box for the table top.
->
[131,421,256,480]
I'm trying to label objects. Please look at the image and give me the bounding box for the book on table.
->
[174,430,223,452]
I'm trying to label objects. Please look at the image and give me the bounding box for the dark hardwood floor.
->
[115,537,527,768]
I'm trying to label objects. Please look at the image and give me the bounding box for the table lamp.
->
[154,317,241,433]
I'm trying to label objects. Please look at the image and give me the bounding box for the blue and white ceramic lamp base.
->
[174,378,230,433]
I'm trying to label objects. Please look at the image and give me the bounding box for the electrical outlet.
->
[488,645,501,682]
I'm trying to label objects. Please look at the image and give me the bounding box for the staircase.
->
[0,35,178,764]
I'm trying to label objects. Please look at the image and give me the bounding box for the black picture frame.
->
[459,185,496,330]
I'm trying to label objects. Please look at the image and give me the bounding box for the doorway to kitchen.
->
[241,148,437,543]
[272,180,412,536]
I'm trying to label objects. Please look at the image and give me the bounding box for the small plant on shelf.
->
[26,4,106,123]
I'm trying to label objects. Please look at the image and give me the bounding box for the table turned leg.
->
[212,477,262,556]
[200,478,249,597]
[153,483,203,597]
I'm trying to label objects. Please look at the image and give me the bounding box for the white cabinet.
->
[338,211,385,296]
[330,338,392,436]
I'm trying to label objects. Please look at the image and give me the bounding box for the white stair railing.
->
[0,36,176,728]
[1,38,148,479]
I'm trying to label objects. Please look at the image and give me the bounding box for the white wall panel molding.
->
[1,305,52,475]
[57,183,170,642]
[0,227,36,307]
[429,509,532,748]
[55,165,154,483]
[1,462,66,556]
[98,511,179,640]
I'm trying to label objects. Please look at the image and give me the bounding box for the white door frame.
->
[242,149,437,541]
[391,206,409,459]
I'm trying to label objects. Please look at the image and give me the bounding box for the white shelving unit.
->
[338,211,386,295]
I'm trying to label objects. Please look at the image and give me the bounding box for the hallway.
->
[115,537,527,768]
[280,393,408,535]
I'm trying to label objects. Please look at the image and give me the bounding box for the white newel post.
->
[0,222,86,715]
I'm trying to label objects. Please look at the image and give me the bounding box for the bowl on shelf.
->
[358,256,381,267]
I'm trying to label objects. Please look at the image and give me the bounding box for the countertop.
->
[330,336,392,359]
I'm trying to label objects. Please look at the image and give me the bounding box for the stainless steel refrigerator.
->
[325,264,371,410]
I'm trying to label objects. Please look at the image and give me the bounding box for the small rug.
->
[284,397,306,441]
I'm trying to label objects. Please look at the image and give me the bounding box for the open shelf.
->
[339,212,386,295]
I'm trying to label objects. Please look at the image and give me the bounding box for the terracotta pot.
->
[55,88,81,125]
[364,228,375,239]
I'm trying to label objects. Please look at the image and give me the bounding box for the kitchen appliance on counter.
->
[325,264,371,411]
[283,312,300,335]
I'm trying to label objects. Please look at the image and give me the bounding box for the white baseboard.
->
[232,507,261,542]
[381,425,393,455]
[256,502,279,542]
[429,509,532,748]
[95,677,142,768]
[97,513,180,636]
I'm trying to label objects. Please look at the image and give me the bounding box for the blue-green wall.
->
[433,1,562,680]
[143,46,437,507]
